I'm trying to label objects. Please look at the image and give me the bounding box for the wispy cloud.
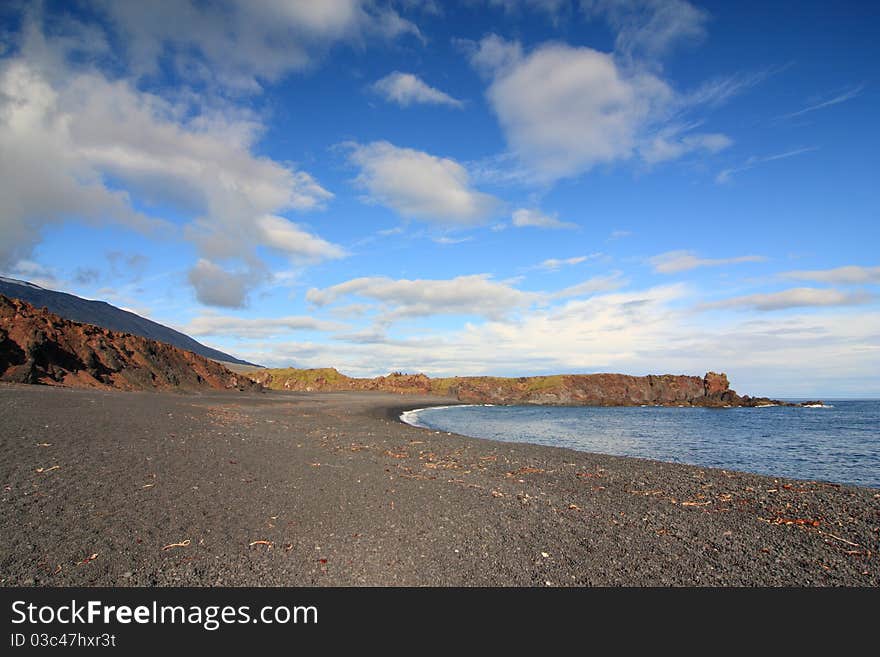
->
[553,272,626,298]
[649,250,766,274]
[532,254,602,271]
[583,0,708,60]
[678,67,784,110]
[372,72,463,108]
[716,147,818,184]
[465,152,536,188]
[512,208,576,229]
[776,84,864,121]
[640,125,732,164]
[700,287,875,312]
[432,236,472,245]
[781,265,880,285]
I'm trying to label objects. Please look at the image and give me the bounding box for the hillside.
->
[0,277,258,367]
[0,295,260,392]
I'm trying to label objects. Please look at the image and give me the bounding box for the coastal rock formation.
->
[447,372,739,406]
[703,371,729,396]
[248,367,808,408]
[248,368,433,394]
[0,295,260,392]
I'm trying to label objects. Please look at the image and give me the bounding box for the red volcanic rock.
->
[251,368,435,395]
[0,295,260,392]
[368,372,433,394]
[452,371,753,407]
[703,371,730,396]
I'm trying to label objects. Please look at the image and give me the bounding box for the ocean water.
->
[401,401,880,489]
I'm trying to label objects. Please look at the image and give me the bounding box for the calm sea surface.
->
[401,401,880,488]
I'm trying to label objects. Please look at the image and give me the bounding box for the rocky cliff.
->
[448,372,726,406]
[248,367,801,407]
[0,295,259,392]
[433,371,790,407]
[248,368,433,394]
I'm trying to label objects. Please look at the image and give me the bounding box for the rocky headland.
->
[247,367,814,408]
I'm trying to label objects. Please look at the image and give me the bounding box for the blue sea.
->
[401,401,880,489]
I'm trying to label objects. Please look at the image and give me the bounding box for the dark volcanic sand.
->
[1,384,877,586]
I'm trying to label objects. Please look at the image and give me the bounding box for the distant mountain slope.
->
[0,277,258,367]
[0,295,260,391]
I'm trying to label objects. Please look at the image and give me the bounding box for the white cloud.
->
[187,259,263,308]
[467,30,742,182]
[252,284,693,375]
[649,250,766,274]
[372,72,463,108]
[781,265,880,286]
[348,141,500,225]
[700,287,875,312]
[306,274,536,320]
[432,236,473,245]
[0,59,166,268]
[329,303,373,319]
[256,215,346,262]
[534,255,600,271]
[1,260,61,291]
[473,37,675,181]
[183,314,344,339]
[512,208,576,229]
[0,25,345,304]
[542,256,588,269]
[465,33,524,78]
[96,0,421,92]
[582,0,708,60]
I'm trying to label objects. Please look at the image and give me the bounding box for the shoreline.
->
[2,384,877,586]
[396,401,872,489]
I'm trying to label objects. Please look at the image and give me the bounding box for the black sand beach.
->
[1,384,877,586]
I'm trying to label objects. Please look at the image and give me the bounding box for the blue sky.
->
[1,0,878,397]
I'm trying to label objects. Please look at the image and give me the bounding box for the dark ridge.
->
[0,294,261,391]
[0,276,259,367]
